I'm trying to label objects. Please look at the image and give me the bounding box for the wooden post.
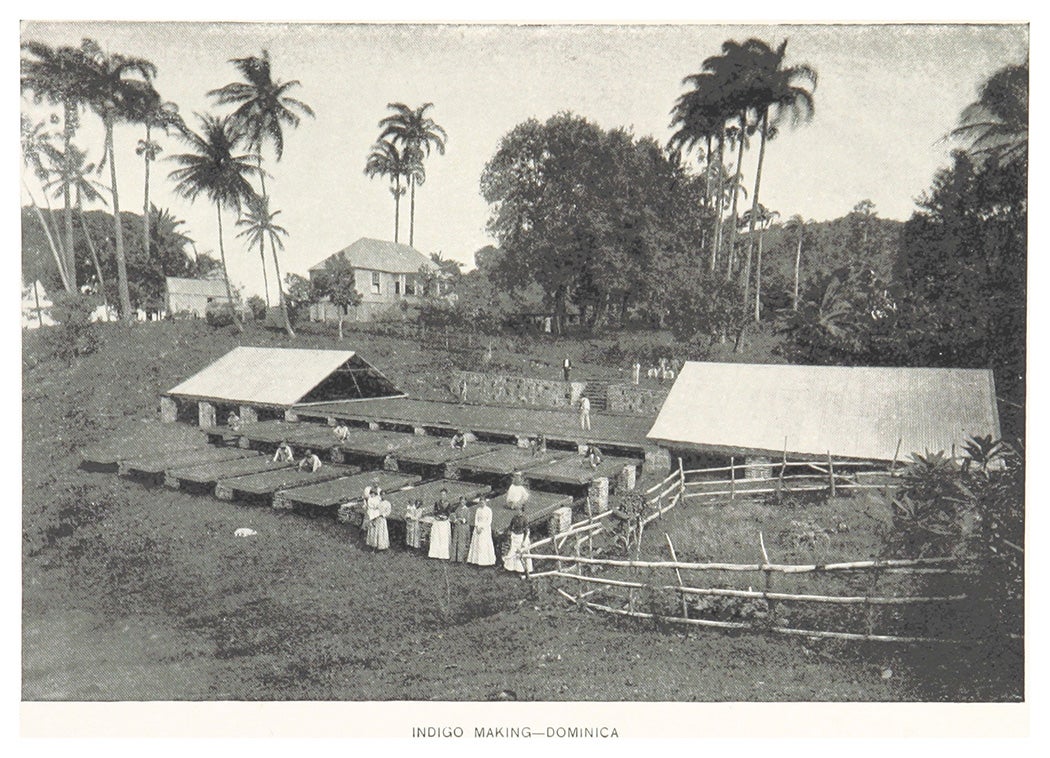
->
[760,531,776,627]
[665,533,689,622]
[677,457,685,499]
[827,451,836,497]
[574,537,583,606]
[730,456,736,500]
[778,438,788,502]
[891,438,902,473]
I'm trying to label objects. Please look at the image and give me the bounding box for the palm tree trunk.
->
[215,202,243,333]
[409,175,416,247]
[712,131,726,273]
[79,207,111,320]
[255,167,294,337]
[256,156,272,306]
[33,279,43,328]
[62,100,77,290]
[704,134,715,271]
[744,109,770,314]
[793,236,802,311]
[142,124,152,270]
[725,115,747,281]
[393,174,401,243]
[23,182,72,292]
[106,118,133,321]
[754,226,765,322]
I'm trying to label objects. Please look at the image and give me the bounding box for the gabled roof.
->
[647,362,1001,463]
[166,277,230,298]
[308,237,438,275]
[166,346,402,407]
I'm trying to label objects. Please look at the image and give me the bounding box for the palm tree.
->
[169,114,258,333]
[738,39,817,311]
[45,143,111,312]
[740,204,779,321]
[378,102,447,246]
[77,38,157,321]
[20,115,71,292]
[209,49,313,336]
[236,195,289,321]
[136,98,184,268]
[950,62,1028,167]
[669,71,730,272]
[364,138,424,243]
[784,214,807,311]
[21,40,88,289]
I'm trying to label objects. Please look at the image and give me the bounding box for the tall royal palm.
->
[378,102,447,247]
[169,114,258,333]
[136,97,184,269]
[236,195,288,320]
[364,138,424,243]
[77,38,157,320]
[669,72,730,272]
[209,49,313,336]
[738,39,816,314]
[784,214,807,312]
[21,40,89,290]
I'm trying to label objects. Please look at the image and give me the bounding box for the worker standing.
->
[579,395,591,431]
[563,356,572,382]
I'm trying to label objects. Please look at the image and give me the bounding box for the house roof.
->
[646,362,1001,463]
[166,346,402,407]
[166,277,230,298]
[308,237,438,275]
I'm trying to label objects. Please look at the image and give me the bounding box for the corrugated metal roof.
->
[647,362,1001,462]
[166,277,230,298]
[308,237,438,275]
[167,347,358,406]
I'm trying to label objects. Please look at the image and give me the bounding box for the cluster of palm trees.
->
[364,102,447,247]
[21,40,312,335]
[669,38,817,322]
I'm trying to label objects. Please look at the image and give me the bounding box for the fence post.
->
[665,533,690,624]
[759,531,777,628]
[678,457,685,499]
[827,451,836,498]
[730,456,736,500]
[778,439,787,503]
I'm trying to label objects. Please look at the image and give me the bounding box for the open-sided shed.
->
[646,362,1002,473]
[161,346,403,428]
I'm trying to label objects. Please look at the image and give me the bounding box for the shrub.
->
[38,292,102,364]
[246,295,267,321]
[205,301,253,327]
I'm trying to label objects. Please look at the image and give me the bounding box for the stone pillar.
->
[515,435,532,449]
[587,476,609,515]
[745,456,774,480]
[413,425,427,436]
[383,454,398,471]
[368,421,381,431]
[240,405,258,425]
[620,463,638,491]
[568,381,587,406]
[198,401,216,429]
[284,409,299,422]
[549,506,573,535]
[159,396,177,423]
[643,446,672,475]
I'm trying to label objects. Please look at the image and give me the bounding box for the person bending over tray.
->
[298,449,322,473]
[467,497,496,567]
[227,411,241,431]
[451,496,471,563]
[332,423,351,442]
[273,441,294,463]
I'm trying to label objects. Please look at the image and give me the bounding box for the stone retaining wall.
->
[454,371,585,409]
[605,384,669,415]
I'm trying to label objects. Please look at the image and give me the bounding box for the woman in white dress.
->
[505,472,530,511]
[503,508,533,574]
[365,497,391,551]
[428,496,452,560]
[467,498,496,566]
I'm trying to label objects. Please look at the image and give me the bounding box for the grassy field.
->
[22,319,1020,701]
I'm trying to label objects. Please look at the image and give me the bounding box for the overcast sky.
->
[20,21,1028,301]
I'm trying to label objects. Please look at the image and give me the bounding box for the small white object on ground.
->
[234,528,257,538]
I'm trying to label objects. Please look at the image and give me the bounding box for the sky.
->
[20,21,1029,302]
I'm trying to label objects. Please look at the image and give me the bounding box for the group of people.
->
[272,441,324,473]
[354,479,533,573]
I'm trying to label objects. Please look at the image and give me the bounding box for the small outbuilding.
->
[161,346,404,427]
[646,361,1002,475]
[165,276,233,318]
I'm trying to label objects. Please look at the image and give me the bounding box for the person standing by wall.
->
[579,395,591,431]
[563,356,572,382]
[632,361,641,386]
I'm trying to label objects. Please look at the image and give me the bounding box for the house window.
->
[371,271,381,295]
[394,278,401,295]
[405,278,415,296]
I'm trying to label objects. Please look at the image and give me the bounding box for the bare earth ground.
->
[22,320,1021,701]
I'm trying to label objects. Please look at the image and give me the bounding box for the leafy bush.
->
[205,301,252,327]
[246,295,267,320]
[38,292,102,364]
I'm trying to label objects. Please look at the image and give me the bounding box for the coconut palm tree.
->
[20,115,72,292]
[364,138,425,243]
[168,114,258,333]
[784,214,807,311]
[950,62,1028,167]
[45,143,111,311]
[21,40,89,288]
[740,204,779,321]
[77,38,157,321]
[738,39,817,311]
[236,195,289,321]
[378,102,447,246]
[136,98,184,268]
[209,49,313,336]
